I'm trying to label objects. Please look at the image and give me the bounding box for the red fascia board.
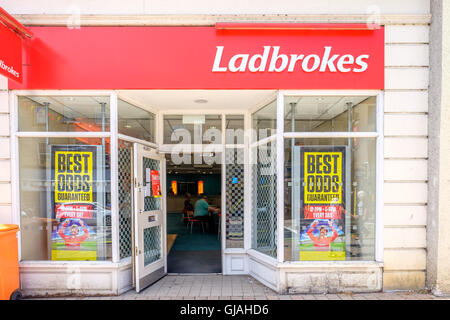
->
[0,6,33,38]
[215,23,379,31]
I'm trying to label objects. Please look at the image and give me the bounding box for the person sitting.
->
[194,194,219,232]
[184,193,194,212]
[182,193,194,225]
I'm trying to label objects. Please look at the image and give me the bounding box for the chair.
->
[184,210,193,228]
[186,210,204,234]
[181,209,190,225]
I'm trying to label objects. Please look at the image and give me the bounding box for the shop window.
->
[252,99,277,141]
[118,140,133,259]
[283,96,377,262]
[284,96,376,133]
[225,115,244,145]
[118,99,156,143]
[251,142,277,258]
[18,137,111,261]
[163,114,222,144]
[18,96,110,132]
[225,148,245,248]
[224,115,245,249]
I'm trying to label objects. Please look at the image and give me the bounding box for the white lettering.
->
[319,46,339,72]
[354,54,370,72]
[248,46,271,72]
[337,54,355,72]
[180,304,215,318]
[268,46,288,72]
[211,46,371,74]
[229,54,249,72]
[287,54,304,72]
[302,54,321,72]
[0,60,20,78]
[212,46,227,72]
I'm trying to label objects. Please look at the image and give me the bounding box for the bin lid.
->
[0,224,19,232]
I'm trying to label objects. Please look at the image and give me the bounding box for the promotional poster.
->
[150,169,162,198]
[50,145,98,261]
[299,146,346,261]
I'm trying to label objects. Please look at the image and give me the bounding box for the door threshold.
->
[167,273,222,275]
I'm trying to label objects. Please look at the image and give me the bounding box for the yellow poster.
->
[303,151,342,205]
[51,146,97,261]
[300,147,346,261]
[54,151,94,203]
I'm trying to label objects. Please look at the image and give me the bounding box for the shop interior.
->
[165,153,222,273]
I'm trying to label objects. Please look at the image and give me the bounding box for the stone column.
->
[427,0,450,296]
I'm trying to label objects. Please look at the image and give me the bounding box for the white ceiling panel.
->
[117,90,276,112]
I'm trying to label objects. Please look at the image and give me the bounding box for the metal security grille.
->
[118,141,133,259]
[225,147,245,248]
[252,142,277,258]
[143,226,161,266]
[143,157,161,211]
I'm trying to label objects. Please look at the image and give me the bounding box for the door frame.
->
[160,147,225,274]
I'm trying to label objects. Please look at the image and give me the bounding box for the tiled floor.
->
[27,275,450,300]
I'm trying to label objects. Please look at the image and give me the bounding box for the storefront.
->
[1,1,441,296]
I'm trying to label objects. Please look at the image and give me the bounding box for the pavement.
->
[26,275,450,300]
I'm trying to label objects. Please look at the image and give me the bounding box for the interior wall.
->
[167,174,221,195]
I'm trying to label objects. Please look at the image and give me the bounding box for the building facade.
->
[0,0,448,297]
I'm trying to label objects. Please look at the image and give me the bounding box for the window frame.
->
[11,90,120,263]
[276,90,384,264]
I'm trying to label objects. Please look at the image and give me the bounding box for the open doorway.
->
[165,153,222,273]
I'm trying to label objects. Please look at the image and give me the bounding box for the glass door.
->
[133,143,166,292]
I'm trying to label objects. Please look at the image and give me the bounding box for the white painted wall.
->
[0,0,430,15]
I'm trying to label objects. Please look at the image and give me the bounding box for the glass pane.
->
[143,157,161,211]
[252,100,277,141]
[225,115,244,145]
[118,99,156,142]
[18,96,110,132]
[118,140,133,259]
[225,148,244,248]
[19,137,111,261]
[284,138,376,261]
[143,226,161,266]
[284,96,376,133]
[163,114,222,144]
[251,142,277,258]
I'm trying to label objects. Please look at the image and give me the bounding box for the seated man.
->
[194,194,219,232]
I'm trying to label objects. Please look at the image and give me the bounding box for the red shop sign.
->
[0,22,22,83]
[10,25,384,90]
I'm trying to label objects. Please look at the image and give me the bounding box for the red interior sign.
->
[151,170,161,198]
[0,22,22,83]
[10,26,384,90]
